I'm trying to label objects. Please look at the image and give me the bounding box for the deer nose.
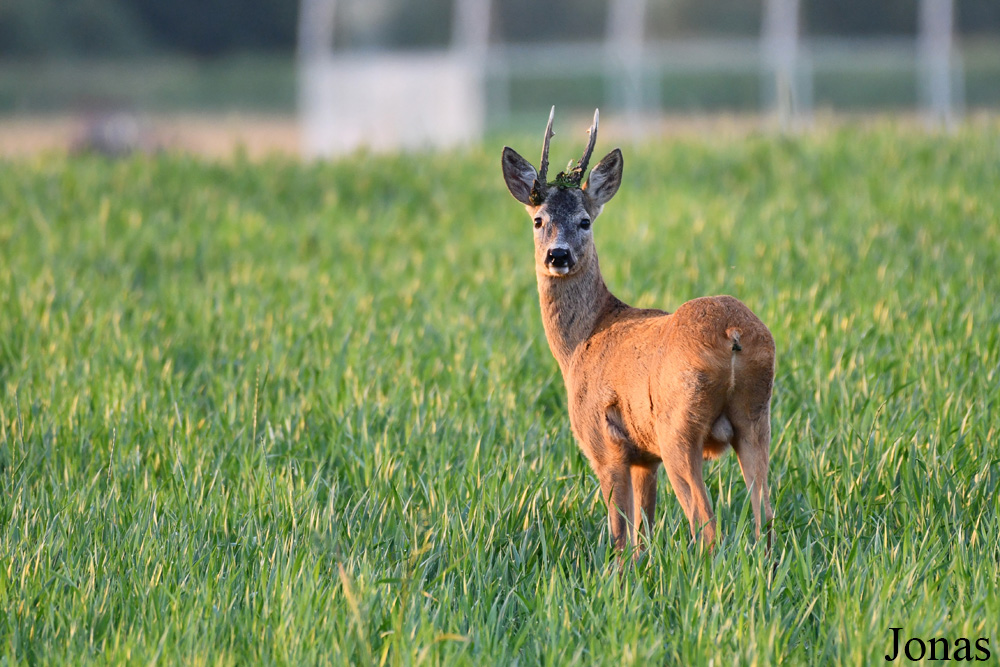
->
[546,247,574,269]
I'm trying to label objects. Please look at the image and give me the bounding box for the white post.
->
[297,0,336,59]
[762,0,801,131]
[607,0,648,138]
[297,0,337,157]
[451,0,491,141]
[919,0,957,128]
[453,0,490,57]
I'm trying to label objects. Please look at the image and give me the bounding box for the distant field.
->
[1,125,998,664]
[2,42,1000,118]
[0,114,302,160]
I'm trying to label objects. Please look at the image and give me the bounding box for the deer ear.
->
[502,147,539,205]
[584,148,623,207]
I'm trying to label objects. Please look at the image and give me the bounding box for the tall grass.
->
[1,125,998,664]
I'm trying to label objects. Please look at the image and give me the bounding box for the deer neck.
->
[536,256,613,374]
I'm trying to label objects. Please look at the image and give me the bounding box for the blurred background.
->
[1,0,998,157]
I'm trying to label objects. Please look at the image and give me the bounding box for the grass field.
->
[1,124,998,664]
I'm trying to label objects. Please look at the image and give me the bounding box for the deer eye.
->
[533,217,543,229]
[579,218,591,230]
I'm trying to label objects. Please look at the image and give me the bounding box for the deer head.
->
[502,108,623,278]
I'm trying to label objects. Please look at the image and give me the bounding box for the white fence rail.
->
[298,0,960,155]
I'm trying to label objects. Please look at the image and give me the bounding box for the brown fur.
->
[502,116,775,552]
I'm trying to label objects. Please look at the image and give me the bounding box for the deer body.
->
[503,109,775,551]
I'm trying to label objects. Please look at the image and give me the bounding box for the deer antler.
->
[538,105,555,184]
[577,108,599,176]
[530,106,556,204]
[553,109,600,189]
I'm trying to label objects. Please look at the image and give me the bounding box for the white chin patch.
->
[548,265,571,277]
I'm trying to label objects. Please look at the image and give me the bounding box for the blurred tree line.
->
[2,0,998,58]
[0,0,297,57]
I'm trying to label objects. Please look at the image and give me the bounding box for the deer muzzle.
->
[545,247,575,275]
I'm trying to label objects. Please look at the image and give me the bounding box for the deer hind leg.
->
[658,421,716,549]
[596,463,634,552]
[733,408,774,549]
[630,463,659,548]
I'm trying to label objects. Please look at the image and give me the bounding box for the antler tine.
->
[577,108,599,175]
[537,106,555,185]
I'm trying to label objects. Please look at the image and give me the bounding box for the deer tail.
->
[726,327,743,352]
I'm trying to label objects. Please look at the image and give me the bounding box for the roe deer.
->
[501,108,775,552]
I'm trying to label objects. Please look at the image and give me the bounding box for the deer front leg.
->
[596,464,634,552]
